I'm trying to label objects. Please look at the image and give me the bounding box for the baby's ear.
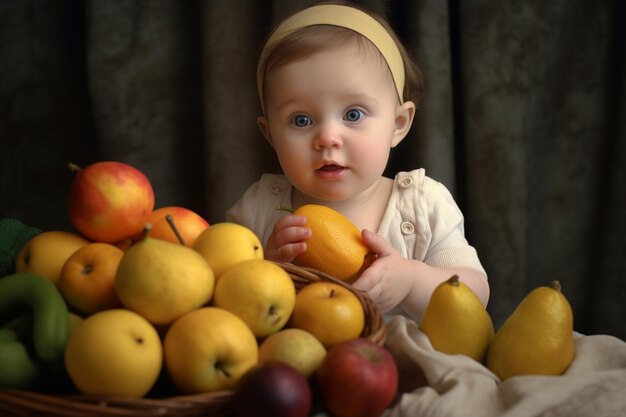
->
[391,101,416,148]
[257,116,272,146]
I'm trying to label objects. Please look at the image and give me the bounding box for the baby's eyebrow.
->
[274,99,301,113]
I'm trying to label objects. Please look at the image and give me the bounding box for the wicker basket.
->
[0,262,386,417]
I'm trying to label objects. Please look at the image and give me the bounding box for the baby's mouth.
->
[315,163,347,179]
[317,164,344,172]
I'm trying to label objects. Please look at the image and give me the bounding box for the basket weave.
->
[0,262,386,417]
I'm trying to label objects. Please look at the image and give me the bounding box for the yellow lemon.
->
[293,204,369,283]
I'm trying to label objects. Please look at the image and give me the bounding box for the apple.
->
[258,328,326,378]
[163,307,258,393]
[316,338,398,417]
[289,281,364,348]
[213,259,296,338]
[193,222,263,280]
[64,309,162,398]
[233,361,312,417]
[68,161,155,243]
[58,242,124,315]
[147,206,209,247]
[15,231,89,286]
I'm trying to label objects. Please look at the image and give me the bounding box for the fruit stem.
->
[276,205,294,213]
[551,280,562,292]
[140,223,153,241]
[68,163,82,172]
[216,363,231,378]
[165,215,186,246]
[448,275,460,286]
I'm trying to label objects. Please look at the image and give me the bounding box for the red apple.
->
[233,361,312,417]
[316,338,398,417]
[148,206,209,247]
[68,161,155,243]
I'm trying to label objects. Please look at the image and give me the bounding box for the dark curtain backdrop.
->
[2,0,625,339]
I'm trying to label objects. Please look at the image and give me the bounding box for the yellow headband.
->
[256,4,405,113]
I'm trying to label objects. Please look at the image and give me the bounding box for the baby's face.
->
[261,41,402,203]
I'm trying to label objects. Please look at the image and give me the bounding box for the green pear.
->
[115,224,215,325]
[486,280,575,380]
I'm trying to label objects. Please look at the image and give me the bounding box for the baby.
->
[227,1,489,319]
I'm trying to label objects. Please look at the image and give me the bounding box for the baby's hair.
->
[259,0,424,109]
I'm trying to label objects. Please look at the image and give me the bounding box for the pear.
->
[419,275,494,363]
[486,280,574,380]
[115,224,215,325]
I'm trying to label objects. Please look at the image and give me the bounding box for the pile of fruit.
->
[0,159,577,417]
[0,160,398,417]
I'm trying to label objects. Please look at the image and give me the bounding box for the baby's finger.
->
[274,242,307,263]
[352,271,377,292]
[273,214,307,232]
[273,226,312,248]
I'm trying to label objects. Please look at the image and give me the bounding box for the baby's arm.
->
[353,229,489,319]
[264,214,312,263]
[400,262,489,319]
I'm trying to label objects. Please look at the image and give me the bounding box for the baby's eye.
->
[292,114,312,127]
[344,108,365,122]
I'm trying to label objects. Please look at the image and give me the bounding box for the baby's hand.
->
[353,229,414,313]
[265,214,312,263]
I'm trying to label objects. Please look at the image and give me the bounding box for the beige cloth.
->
[379,316,626,417]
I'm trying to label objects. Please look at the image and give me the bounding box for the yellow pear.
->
[419,275,494,363]
[115,224,215,325]
[486,280,574,380]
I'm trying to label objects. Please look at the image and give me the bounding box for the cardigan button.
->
[401,221,415,235]
[399,177,413,188]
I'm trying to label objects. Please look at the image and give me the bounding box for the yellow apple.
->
[147,206,209,247]
[59,242,124,315]
[213,260,296,338]
[163,307,258,394]
[64,309,162,398]
[193,222,263,280]
[290,282,365,349]
[15,231,89,286]
[259,328,326,378]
